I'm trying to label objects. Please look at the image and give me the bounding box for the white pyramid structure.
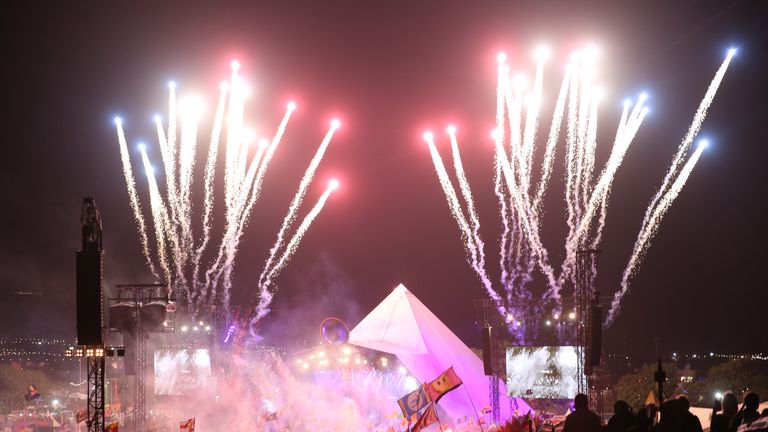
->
[349,283,531,420]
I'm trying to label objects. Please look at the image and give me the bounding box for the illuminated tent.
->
[349,283,531,420]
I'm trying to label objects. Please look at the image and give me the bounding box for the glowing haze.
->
[115,61,341,326]
[425,45,734,334]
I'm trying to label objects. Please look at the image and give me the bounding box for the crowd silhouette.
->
[562,392,765,432]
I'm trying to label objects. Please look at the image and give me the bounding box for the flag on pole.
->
[425,366,463,403]
[397,385,431,419]
[180,418,196,431]
[411,403,439,432]
[105,422,119,432]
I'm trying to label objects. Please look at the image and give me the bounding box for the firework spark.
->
[608,140,709,325]
[425,45,733,335]
[116,61,340,322]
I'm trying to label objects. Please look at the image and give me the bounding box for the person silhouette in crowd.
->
[677,396,703,432]
[608,400,636,432]
[652,399,684,432]
[564,393,602,432]
[711,392,739,432]
[628,407,653,432]
[731,392,760,430]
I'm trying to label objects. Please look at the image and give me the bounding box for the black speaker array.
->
[76,249,104,346]
[481,326,493,375]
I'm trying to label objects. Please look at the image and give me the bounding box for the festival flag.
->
[76,409,88,424]
[425,366,463,403]
[180,418,195,431]
[411,403,439,432]
[105,422,119,432]
[397,385,431,418]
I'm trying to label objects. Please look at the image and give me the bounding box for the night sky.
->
[1,1,766,362]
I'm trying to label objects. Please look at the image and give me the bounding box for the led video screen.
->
[154,349,212,395]
[505,346,581,399]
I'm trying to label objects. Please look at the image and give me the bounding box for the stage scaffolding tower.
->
[474,299,507,424]
[110,283,170,432]
[575,249,600,395]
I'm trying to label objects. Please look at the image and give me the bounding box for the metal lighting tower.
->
[76,199,106,432]
[474,299,507,423]
[85,348,105,432]
[109,283,172,432]
[575,249,600,395]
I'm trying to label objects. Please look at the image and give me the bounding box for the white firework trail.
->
[582,94,600,209]
[116,61,338,321]
[503,72,530,294]
[508,77,525,183]
[555,99,649,292]
[563,59,580,260]
[448,126,488,285]
[115,118,158,279]
[139,143,189,301]
[238,139,269,212]
[447,128,479,223]
[494,137,560,292]
[205,104,296,308]
[589,99,632,249]
[426,44,732,330]
[425,133,477,263]
[425,132,506,311]
[201,103,296,306]
[533,65,570,213]
[607,140,708,325]
[224,62,245,215]
[165,83,182,231]
[191,82,229,300]
[601,52,733,323]
[512,50,548,289]
[495,58,514,300]
[138,144,172,288]
[522,50,546,188]
[254,180,339,322]
[237,104,296,230]
[637,49,736,248]
[177,97,202,263]
[258,120,339,288]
